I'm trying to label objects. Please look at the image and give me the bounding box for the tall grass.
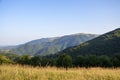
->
[0,65,120,80]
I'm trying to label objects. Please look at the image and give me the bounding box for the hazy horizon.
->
[1,0,120,45]
[0,32,100,46]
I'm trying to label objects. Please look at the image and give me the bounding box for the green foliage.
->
[86,55,99,67]
[0,52,19,61]
[0,55,13,64]
[14,53,120,68]
[57,54,72,69]
[17,55,30,65]
[75,55,86,67]
[30,56,42,66]
[112,54,120,67]
[75,55,113,67]
[98,55,112,67]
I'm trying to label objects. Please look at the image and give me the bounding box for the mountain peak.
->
[10,33,98,56]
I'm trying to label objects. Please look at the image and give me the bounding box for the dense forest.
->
[0,53,120,69]
[61,28,120,57]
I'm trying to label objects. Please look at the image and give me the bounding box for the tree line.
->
[1,53,120,68]
[12,53,120,69]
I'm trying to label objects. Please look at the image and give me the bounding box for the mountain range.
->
[1,28,120,68]
[0,28,120,67]
[3,33,98,56]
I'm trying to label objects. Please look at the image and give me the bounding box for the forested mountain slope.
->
[60,28,120,57]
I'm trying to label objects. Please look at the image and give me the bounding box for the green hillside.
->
[60,28,120,57]
[10,33,98,56]
[0,50,19,61]
[0,54,14,64]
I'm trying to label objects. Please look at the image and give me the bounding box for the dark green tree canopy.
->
[57,53,72,69]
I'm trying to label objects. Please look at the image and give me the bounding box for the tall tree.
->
[57,53,72,69]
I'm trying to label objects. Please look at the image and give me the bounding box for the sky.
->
[0,0,120,46]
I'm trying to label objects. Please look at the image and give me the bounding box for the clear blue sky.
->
[0,0,120,45]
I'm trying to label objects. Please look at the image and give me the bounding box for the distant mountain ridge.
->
[9,33,98,56]
[60,28,120,57]
[0,46,16,50]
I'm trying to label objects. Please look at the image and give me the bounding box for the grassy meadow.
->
[0,65,120,80]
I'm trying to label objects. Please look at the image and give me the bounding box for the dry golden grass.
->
[0,65,120,80]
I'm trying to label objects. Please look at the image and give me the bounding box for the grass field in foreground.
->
[0,65,120,80]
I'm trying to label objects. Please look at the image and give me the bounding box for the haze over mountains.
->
[1,33,98,56]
